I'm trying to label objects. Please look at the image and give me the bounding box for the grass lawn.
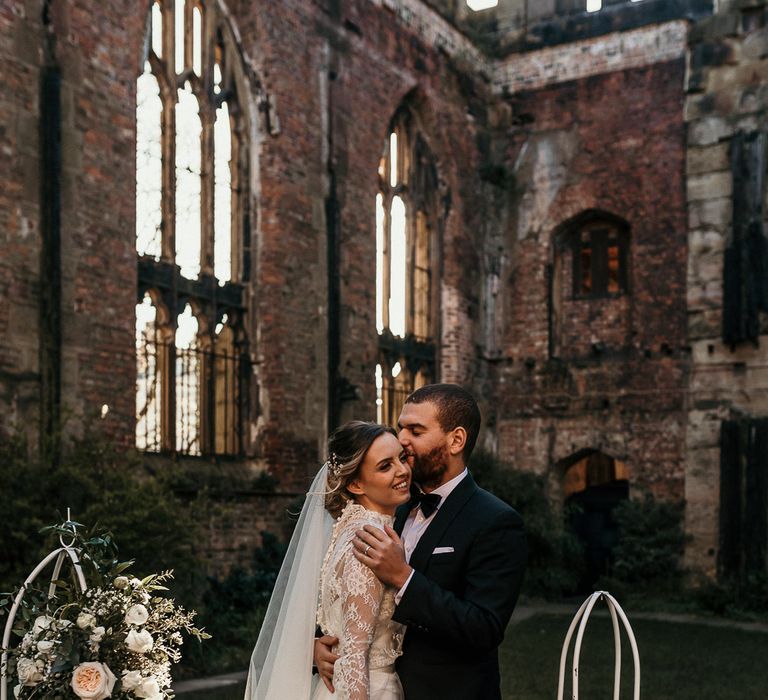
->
[500,613,768,699]
[176,612,768,699]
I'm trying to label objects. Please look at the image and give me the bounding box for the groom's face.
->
[397,401,451,490]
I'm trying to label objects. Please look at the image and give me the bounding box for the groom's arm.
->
[359,510,527,653]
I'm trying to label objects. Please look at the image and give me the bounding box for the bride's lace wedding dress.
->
[312,502,405,700]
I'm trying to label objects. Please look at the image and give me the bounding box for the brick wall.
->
[0,1,44,440]
[490,54,689,501]
[0,0,487,569]
[2,0,755,582]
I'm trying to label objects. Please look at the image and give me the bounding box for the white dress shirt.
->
[395,468,468,603]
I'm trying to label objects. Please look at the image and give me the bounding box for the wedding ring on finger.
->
[364,544,371,556]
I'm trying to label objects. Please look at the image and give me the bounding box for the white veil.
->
[245,465,334,699]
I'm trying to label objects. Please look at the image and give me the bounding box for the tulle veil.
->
[244,464,334,699]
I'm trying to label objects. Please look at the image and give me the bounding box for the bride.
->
[245,421,412,700]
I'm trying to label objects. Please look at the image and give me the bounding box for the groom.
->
[315,383,527,699]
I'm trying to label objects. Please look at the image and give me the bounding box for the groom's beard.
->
[411,443,449,491]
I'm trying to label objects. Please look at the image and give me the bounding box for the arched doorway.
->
[562,451,629,592]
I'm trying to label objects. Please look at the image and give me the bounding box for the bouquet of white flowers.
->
[1,523,209,700]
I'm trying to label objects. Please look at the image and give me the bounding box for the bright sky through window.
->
[389,196,407,337]
[214,102,232,283]
[466,0,498,10]
[151,3,162,57]
[136,295,160,451]
[375,193,385,333]
[193,7,202,75]
[175,0,185,73]
[587,0,602,11]
[175,304,200,455]
[175,84,202,279]
[136,63,162,258]
[389,132,398,188]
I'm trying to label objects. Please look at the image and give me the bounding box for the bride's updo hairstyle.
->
[324,420,397,518]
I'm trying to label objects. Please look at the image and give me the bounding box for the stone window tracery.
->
[375,109,439,426]
[135,0,249,457]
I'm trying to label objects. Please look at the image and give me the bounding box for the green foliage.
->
[0,429,205,604]
[469,449,584,598]
[500,613,768,700]
[179,532,287,677]
[600,494,687,593]
[0,428,290,679]
[695,573,768,617]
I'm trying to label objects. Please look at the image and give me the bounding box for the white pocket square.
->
[432,547,454,554]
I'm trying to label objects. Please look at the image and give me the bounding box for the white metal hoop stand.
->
[1,516,88,700]
[556,590,641,700]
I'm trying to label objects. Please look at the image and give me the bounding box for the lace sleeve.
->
[334,547,384,700]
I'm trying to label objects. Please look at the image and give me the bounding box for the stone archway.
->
[560,450,630,592]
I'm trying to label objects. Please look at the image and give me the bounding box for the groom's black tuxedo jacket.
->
[392,473,526,700]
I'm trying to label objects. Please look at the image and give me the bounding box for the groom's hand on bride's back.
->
[314,635,339,693]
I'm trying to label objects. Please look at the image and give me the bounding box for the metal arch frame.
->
[1,546,88,700]
[557,590,641,700]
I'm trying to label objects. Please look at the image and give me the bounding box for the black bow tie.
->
[408,491,442,518]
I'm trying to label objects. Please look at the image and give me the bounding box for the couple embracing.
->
[245,384,528,699]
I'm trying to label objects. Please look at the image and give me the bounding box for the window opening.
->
[175,83,202,280]
[192,5,202,76]
[136,295,163,451]
[375,110,439,426]
[572,220,628,299]
[151,3,163,58]
[214,101,232,283]
[136,0,249,457]
[136,63,162,259]
[466,0,498,10]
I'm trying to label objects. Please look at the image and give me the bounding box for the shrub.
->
[0,429,205,605]
[178,532,288,677]
[599,494,686,594]
[695,573,768,617]
[469,449,584,598]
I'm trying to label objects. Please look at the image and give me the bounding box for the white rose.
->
[124,604,149,626]
[130,578,142,588]
[89,626,106,643]
[16,657,43,687]
[77,612,97,630]
[113,576,129,590]
[36,640,55,655]
[71,662,117,700]
[31,615,52,636]
[120,669,142,691]
[125,628,154,653]
[135,676,161,699]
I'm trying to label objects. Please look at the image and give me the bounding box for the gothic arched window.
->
[375,109,439,426]
[135,0,249,456]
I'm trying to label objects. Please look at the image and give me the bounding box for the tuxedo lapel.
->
[409,473,478,573]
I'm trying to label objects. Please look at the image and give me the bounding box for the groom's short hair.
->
[405,383,481,460]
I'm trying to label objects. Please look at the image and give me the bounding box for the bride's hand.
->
[314,634,339,692]
[354,524,412,589]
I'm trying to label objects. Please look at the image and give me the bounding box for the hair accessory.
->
[327,452,342,478]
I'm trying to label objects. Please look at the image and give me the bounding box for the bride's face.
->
[347,432,412,515]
